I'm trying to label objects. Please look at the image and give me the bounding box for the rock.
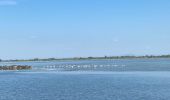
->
[0,65,32,70]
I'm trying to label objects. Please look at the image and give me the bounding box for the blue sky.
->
[0,0,170,59]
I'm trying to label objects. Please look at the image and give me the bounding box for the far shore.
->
[1,55,170,62]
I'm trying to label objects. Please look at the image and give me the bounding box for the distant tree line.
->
[1,55,170,62]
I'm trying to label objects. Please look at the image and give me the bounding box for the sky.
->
[0,0,170,59]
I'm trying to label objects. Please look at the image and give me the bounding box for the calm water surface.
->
[0,58,170,100]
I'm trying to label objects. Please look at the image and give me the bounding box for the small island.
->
[0,65,32,70]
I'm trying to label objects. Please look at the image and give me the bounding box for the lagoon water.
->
[1,58,170,100]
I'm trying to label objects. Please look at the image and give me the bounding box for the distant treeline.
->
[1,55,170,62]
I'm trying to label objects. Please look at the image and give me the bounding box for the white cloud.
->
[113,38,119,42]
[30,35,37,39]
[0,0,17,6]
[145,46,152,50]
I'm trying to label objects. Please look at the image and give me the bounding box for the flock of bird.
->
[40,64,126,70]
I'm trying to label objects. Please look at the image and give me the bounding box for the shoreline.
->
[1,57,170,62]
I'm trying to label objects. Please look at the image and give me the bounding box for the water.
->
[1,58,170,71]
[1,58,170,100]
